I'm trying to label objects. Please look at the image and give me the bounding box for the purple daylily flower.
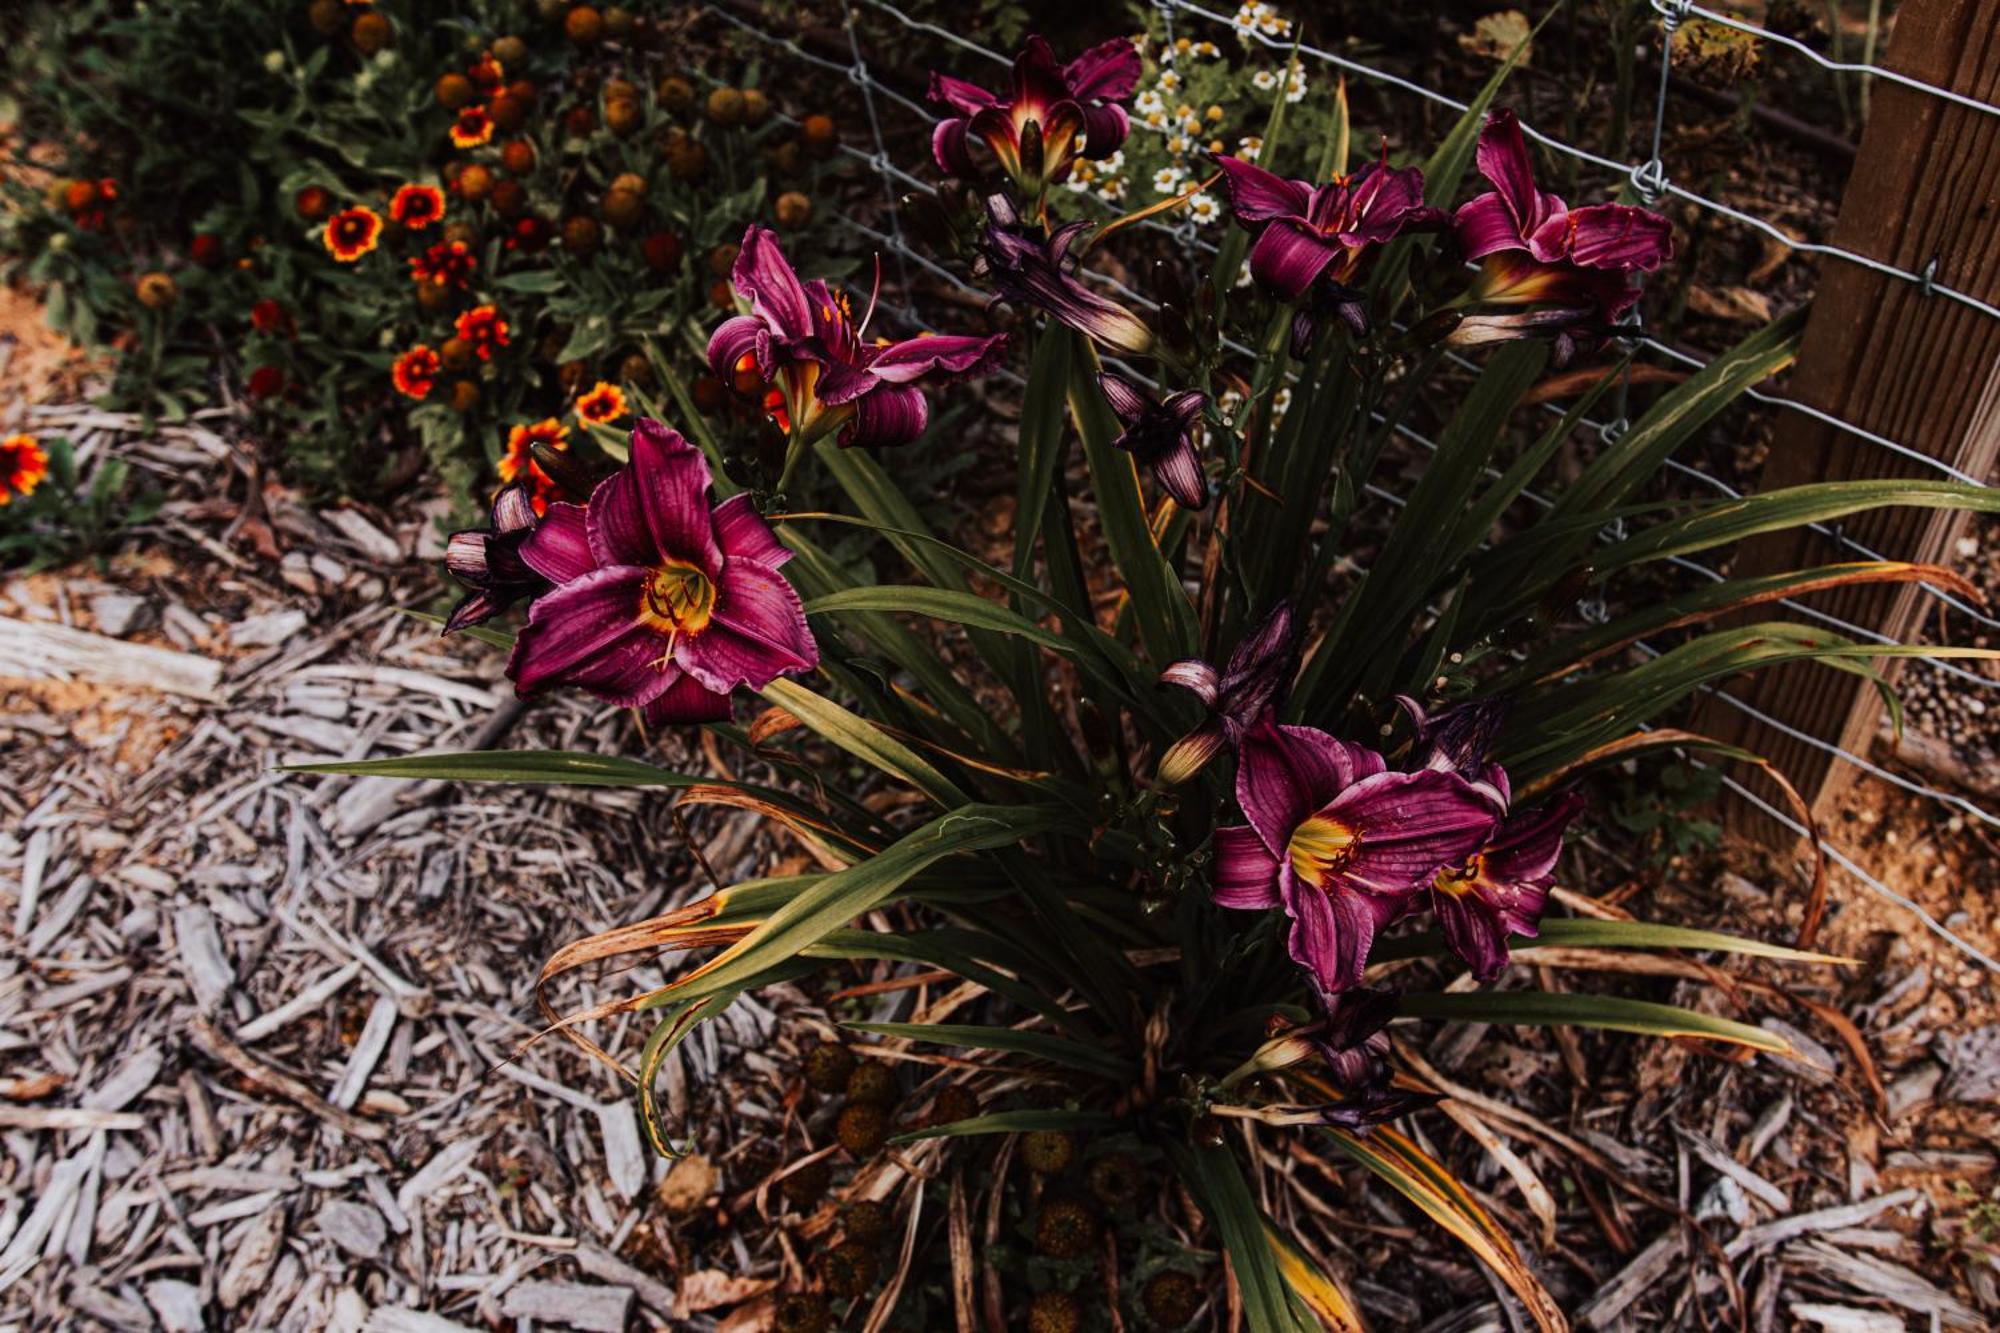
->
[977,194,1157,358]
[708,226,1009,457]
[1098,372,1207,511]
[929,35,1140,196]
[1214,151,1447,356]
[1211,722,1497,994]
[444,483,547,633]
[1395,694,1511,809]
[1431,790,1585,980]
[1156,601,1297,784]
[1449,110,1674,361]
[505,419,818,727]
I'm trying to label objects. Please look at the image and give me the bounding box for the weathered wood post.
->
[1697,0,2000,837]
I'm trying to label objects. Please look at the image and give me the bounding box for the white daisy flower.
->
[1188,193,1221,225]
[1158,70,1182,93]
[1166,135,1191,155]
[1098,177,1128,202]
[1144,109,1170,129]
[1286,69,1308,103]
[1099,149,1125,172]
[1153,166,1187,195]
[1251,69,1278,92]
[1135,90,1166,116]
[1238,135,1264,161]
[1218,388,1245,423]
[1195,41,1221,58]
[1231,3,1260,35]
[1272,387,1293,416]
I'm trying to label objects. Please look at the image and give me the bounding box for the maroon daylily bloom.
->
[1098,373,1207,511]
[1395,694,1511,809]
[443,483,546,633]
[1450,110,1673,360]
[1156,601,1297,784]
[929,35,1140,196]
[1211,722,1497,994]
[1306,988,1442,1128]
[708,226,1008,469]
[978,195,1156,358]
[1214,152,1446,356]
[505,419,818,727]
[1431,790,1584,980]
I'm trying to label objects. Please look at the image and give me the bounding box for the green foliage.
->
[1606,757,1725,866]
[0,436,162,570]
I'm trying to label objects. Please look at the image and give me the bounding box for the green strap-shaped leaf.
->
[761,677,969,807]
[891,1108,1120,1145]
[805,587,1079,655]
[844,1021,1135,1080]
[1371,914,1851,965]
[1396,990,1790,1052]
[1171,1141,1319,1333]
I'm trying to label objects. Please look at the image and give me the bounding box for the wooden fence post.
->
[1694,0,2000,838]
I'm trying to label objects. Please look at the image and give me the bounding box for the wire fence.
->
[702,0,1998,969]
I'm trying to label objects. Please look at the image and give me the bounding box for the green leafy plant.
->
[0,434,162,570]
[299,22,1999,1329]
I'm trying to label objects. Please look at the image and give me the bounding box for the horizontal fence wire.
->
[705,0,2000,963]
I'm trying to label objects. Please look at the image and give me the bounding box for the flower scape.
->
[25,5,1998,1330]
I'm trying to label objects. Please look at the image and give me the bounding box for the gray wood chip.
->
[314,1199,388,1262]
[499,1280,634,1333]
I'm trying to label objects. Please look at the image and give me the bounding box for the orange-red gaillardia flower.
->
[574,381,628,426]
[250,298,294,337]
[467,55,504,91]
[499,418,570,513]
[454,304,511,359]
[389,183,446,230]
[392,345,442,399]
[323,206,383,262]
[410,239,478,289]
[1,434,50,507]
[451,105,495,149]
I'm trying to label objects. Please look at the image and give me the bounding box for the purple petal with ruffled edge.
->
[1280,865,1406,993]
[932,117,977,177]
[1336,164,1446,246]
[519,501,594,584]
[1236,722,1385,857]
[675,558,817,695]
[643,671,736,727]
[730,226,815,340]
[506,565,664,705]
[712,493,791,569]
[1214,155,1312,224]
[1483,791,1584,892]
[928,72,996,116]
[1434,892,1514,981]
[587,421,723,577]
[1077,102,1129,160]
[1564,203,1675,272]
[1212,824,1282,909]
[1474,109,1565,237]
[707,314,771,382]
[1062,35,1141,103]
[866,332,1012,384]
[1454,192,1529,262]
[840,382,930,449]
[1248,222,1342,303]
[1322,769,1497,896]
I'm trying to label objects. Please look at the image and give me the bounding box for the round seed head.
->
[1022,1130,1075,1175]
[1027,1291,1082,1333]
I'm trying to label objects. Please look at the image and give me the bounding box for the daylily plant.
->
[1098,372,1208,511]
[978,194,1157,358]
[1156,600,1297,783]
[930,35,1141,201]
[709,226,1008,486]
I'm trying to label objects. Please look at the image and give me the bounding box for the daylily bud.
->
[1399,307,1464,350]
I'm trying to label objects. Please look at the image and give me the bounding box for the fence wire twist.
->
[704,1,1999,970]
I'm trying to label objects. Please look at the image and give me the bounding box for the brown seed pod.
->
[603,5,634,36]
[603,78,637,103]
[778,1159,830,1211]
[1033,1197,1098,1259]
[656,76,695,116]
[307,0,344,36]
[706,242,740,278]
[135,272,178,310]
[443,221,478,246]
[500,140,537,175]
[835,1102,890,1158]
[350,12,393,54]
[799,113,837,155]
[803,1041,855,1094]
[440,337,476,371]
[842,1198,889,1243]
[1086,1153,1143,1210]
[447,379,480,413]
[1022,1130,1075,1175]
[706,279,735,311]
[773,191,812,230]
[609,172,647,196]
[557,359,589,393]
[600,189,644,229]
[491,35,528,66]
[604,97,641,136]
[457,164,495,202]
[507,77,538,105]
[820,1239,879,1300]
[619,353,652,387]
[416,280,451,311]
[844,1062,896,1107]
[772,1293,829,1333]
[741,88,771,125]
[768,141,803,177]
[1141,1271,1203,1328]
[1027,1291,1082,1333]
[489,180,526,218]
[640,231,683,273]
[664,139,709,182]
[490,93,529,133]
[563,5,603,43]
[691,375,727,411]
[705,87,746,127]
[295,186,333,221]
[435,73,474,110]
[562,215,601,254]
[927,1085,978,1128]
[61,179,97,215]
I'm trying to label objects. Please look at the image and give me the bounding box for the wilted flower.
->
[707,226,1008,464]
[978,195,1155,359]
[1431,791,1584,980]
[250,298,294,337]
[245,366,285,400]
[1214,152,1446,355]
[1098,373,1207,512]
[1307,988,1441,1128]
[454,304,510,359]
[0,434,50,506]
[392,345,441,399]
[574,381,627,426]
[450,104,494,148]
[389,183,445,229]
[444,484,545,632]
[499,418,570,513]
[410,239,477,289]
[322,206,382,262]
[928,36,1140,197]
[1395,694,1510,807]
[507,420,818,725]
[1211,722,1496,994]
[1157,601,1296,783]
[1450,110,1673,361]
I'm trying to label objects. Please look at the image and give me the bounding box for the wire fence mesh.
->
[705,0,1998,968]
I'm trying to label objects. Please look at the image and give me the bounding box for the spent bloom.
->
[410,239,477,289]
[322,206,383,262]
[1451,109,1673,360]
[389,183,445,229]
[454,304,510,359]
[1211,722,1496,994]
[978,195,1155,359]
[1098,373,1207,512]
[707,225,1008,461]
[929,35,1141,197]
[250,298,294,337]
[392,345,441,400]
[506,420,818,726]
[1,434,50,506]
[1156,600,1297,784]
[444,484,544,633]
[1215,152,1446,355]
